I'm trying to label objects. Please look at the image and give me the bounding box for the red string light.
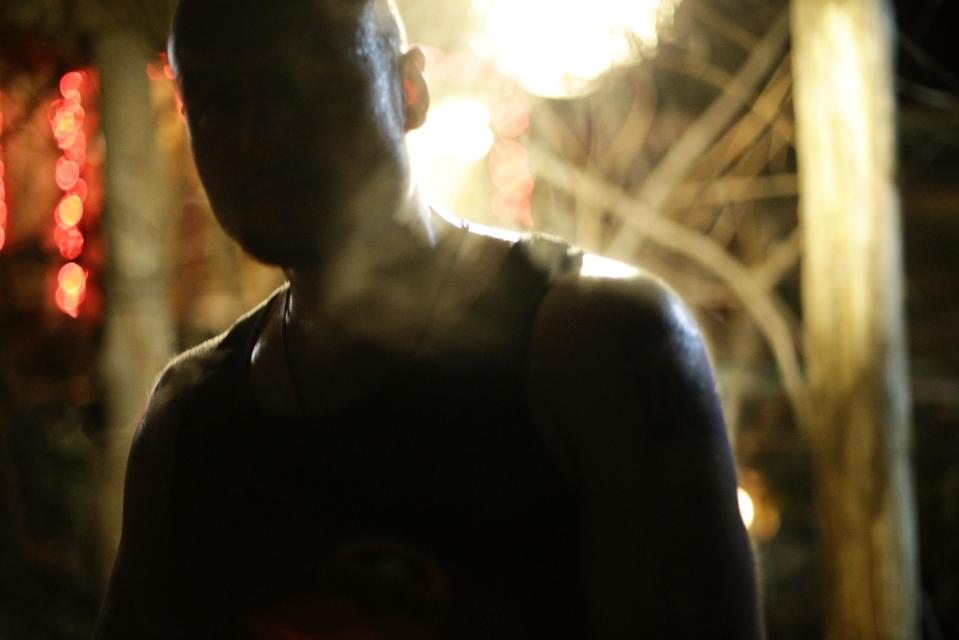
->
[0,92,7,251]
[50,71,91,317]
[489,97,534,227]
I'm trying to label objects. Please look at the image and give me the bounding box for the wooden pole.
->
[94,28,175,583]
[790,1,919,638]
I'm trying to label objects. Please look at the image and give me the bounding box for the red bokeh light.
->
[55,286,85,318]
[51,100,85,143]
[56,194,84,228]
[492,193,533,227]
[60,71,85,99]
[0,201,6,226]
[55,158,81,191]
[49,70,96,316]
[58,262,86,295]
[64,132,87,163]
[69,178,88,202]
[489,140,533,198]
[54,226,85,260]
[0,227,5,251]
[56,261,88,318]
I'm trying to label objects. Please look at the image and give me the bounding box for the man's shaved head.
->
[168,0,426,267]
[169,0,407,77]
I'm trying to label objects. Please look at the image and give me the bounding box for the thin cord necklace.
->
[280,227,468,418]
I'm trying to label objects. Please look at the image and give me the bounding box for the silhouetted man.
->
[94,0,762,637]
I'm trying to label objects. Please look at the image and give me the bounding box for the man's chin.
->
[238,233,327,268]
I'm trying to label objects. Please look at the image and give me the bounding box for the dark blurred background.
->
[0,0,957,637]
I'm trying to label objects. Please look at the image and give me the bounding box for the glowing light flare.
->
[492,193,533,227]
[55,286,85,318]
[54,226,85,260]
[471,0,681,98]
[737,487,755,530]
[55,158,81,191]
[491,100,530,138]
[56,195,84,228]
[50,100,85,143]
[408,97,495,166]
[63,133,87,163]
[489,139,533,198]
[68,178,88,202]
[1,92,6,253]
[59,71,85,100]
[580,253,639,279]
[58,262,87,295]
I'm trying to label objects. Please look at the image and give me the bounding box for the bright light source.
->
[581,253,639,279]
[58,262,87,295]
[56,195,84,228]
[407,97,494,212]
[471,0,680,98]
[737,487,755,530]
[55,158,81,191]
[408,97,494,165]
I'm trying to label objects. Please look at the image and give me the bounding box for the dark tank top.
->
[170,236,587,639]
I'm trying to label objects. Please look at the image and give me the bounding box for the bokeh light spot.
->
[737,487,755,530]
[56,158,81,191]
[408,97,495,166]
[58,262,86,296]
[56,195,84,228]
[55,226,85,260]
[60,71,85,98]
[471,0,681,98]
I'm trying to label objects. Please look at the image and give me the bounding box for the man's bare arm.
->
[93,363,199,639]
[529,271,762,639]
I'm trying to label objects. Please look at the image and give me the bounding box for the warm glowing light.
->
[471,0,680,98]
[489,140,533,197]
[54,226,85,260]
[50,71,95,317]
[59,71,84,100]
[55,287,83,318]
[56,195,84,228]
[51,102,84,142]
[737,487,755,530]
[58,262,86,293]
[492,193,533,227]
[64,133,87,164]
[491,100,530,138]
[69,178,88,202]
[1,92,6,253]
[56,158,81,191]
[581,253,639,279]
[408,97,495,165]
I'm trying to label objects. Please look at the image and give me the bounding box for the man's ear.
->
[401,47,429,131]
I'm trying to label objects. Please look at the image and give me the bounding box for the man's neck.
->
[282,190,466,349]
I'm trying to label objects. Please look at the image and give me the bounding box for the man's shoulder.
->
[135,291,279,448]
[527,254,716,423]
[535,253,697,354]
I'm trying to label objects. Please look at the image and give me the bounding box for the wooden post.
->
[94,29,175,583]
[790,1,919,638]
